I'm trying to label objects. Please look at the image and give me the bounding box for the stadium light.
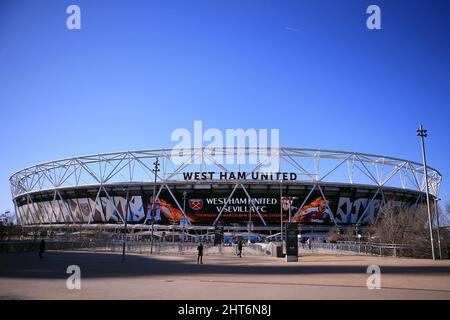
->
[417,124,435,260]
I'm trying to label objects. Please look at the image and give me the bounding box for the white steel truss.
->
[10,147,441,225]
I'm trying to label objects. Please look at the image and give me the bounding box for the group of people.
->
[196,239,244,264]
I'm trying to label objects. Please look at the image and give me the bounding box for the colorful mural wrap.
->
[15,187,417,226]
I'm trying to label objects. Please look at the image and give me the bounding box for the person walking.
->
[197,241,204,264]
[237,240,243,258]
[38,239,46,259]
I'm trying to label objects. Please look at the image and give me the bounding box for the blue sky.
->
[1,0,449,213]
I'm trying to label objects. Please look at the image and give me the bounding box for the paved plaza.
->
[1,248,450,300]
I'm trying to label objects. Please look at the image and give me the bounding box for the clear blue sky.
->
[1,0,449,213]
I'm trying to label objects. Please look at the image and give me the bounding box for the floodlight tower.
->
[417,124,435,260]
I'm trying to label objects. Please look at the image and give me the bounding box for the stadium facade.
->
[9,148,441,232]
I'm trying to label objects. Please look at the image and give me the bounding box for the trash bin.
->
[271,245,284,257]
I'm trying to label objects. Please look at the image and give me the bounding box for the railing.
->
[1,239,441,259]
[0,239,222,255]
[245,243,276,255]
[302,241,435,258]
[0,240,94,253]
[76,240,221,255]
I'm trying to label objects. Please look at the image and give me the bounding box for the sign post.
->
[180,218,189,243]
[214,225,224,246]
[285,223,299,262]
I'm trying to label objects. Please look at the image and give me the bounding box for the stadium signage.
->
[182,171,297,181]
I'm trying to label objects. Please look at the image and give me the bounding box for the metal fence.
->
[301,241,435,258]
[231,243,273,256]
[0,239,228,255]
[0,239,443,259]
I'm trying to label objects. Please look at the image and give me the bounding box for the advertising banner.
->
[21,187,407,226]
[142,189,341,226]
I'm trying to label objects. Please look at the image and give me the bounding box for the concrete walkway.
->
[1,250,450,300]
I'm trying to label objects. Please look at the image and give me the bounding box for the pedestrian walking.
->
[38,239,45,259]
[197,242,204,264]
[237,240,243,257]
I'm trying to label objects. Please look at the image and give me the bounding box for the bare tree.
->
[340,227,357,242]
[438,203,450,257]
[369,205,430,246]
[441,202,450,227]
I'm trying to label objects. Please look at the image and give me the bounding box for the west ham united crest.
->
[189,199,203,211]
[282,198,291,211]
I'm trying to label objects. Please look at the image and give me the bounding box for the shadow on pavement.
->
[0,251,449,280]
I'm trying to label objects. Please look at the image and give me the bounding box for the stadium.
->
[9,147,442,239]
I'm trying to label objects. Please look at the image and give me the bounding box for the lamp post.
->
[172,221,175,244]
[280,180,283,244]
[417,124,435,260]
[285,196,298,222]
[357,233,362,255]
[182,191,187,244]
[122,187,130,263]
[434,197,442,260]
[248,199,251,240]
[150,158,160,255]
